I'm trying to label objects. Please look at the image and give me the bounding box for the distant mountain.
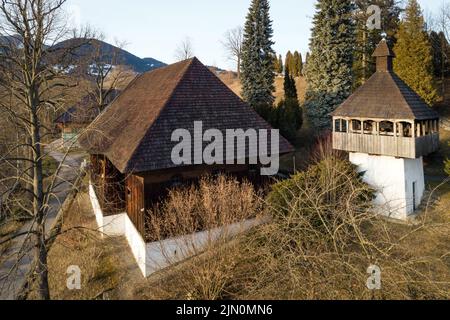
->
[1,36,166,73]
[142,57,166,70]
[52,38,166,73]
[0,34,23,49]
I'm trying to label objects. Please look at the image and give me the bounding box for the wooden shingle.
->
[79,58,293,173]
[332,40,439,121]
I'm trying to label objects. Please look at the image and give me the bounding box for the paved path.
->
[0,140,85,300]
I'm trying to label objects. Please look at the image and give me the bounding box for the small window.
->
[351,120,362,133]
[399,122,412,138]
[342,120,348,133]
[363,121,374,134]
[335,119,341,132]
[380,121,394,136]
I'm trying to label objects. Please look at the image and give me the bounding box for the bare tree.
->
[0,0,91,300]
[221,26,243,78]
[174,36,194,61]
[80,34,131,112]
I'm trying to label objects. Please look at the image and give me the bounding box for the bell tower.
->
[332,39,440,220]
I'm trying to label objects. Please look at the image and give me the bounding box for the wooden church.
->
[79,57,293,236]
[332,39,440,219]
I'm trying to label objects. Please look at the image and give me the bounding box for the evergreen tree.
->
[273,53,280,74]
[284,69,298,100]
[393,0,438,106]
[430,31,450,78]
[305,0,355,132]
[278,54,284,74]
[276,69,302,141]
[285,51,294,75]
[298,52,304,76]
[293,51,301,77]
[353,0,402,88]
[241,0,276,108]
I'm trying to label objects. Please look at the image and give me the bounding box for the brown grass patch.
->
[38,192,126,300]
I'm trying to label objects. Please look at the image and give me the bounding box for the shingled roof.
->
[332,40,439,121]
[79,57,293,174]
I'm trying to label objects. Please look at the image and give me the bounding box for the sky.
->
[66,0,443,71]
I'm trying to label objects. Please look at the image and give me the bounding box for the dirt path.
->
[0,140,85,300]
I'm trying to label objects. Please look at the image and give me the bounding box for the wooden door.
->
[126,175,145,236]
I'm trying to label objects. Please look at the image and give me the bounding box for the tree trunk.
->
[442,38,446,103]
[31,93,50,300]
[237,56,241,79]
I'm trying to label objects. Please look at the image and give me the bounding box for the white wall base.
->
[89,181,263,277]
[349,153,425,220]
[89,183,147,275]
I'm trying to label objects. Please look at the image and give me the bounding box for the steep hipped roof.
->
[79,57,293,173]
[332,40,439,121]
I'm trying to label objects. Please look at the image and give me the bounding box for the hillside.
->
[52,38,166,73]
[218,72,307,104]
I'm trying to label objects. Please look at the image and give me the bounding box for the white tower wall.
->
[349,153,425,220]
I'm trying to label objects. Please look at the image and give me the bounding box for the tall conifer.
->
[393,0,437,106]
[305,0,355,131]
[241,0,276,108]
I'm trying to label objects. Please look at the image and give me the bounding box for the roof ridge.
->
[123,58,196,172]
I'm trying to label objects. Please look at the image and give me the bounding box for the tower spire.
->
[372,39,395,72]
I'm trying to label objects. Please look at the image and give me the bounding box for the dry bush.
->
[237,157,450,300]
[142,175,265,300]
[138,140,450,300]
[146,175,264,242]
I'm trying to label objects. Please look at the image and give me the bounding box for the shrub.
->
[146,175,264,242]
[267,157,374,249]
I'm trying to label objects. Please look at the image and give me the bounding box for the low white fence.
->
[89,182,264,278]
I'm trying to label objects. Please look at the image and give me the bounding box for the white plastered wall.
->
[89,181,264,277]
[349,153,425,220]
[89,182,147,276]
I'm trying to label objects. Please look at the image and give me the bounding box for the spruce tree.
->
[353,0,401,88]
[305,0,355,132]
[241,0,276,108]
[393,0,438,106]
